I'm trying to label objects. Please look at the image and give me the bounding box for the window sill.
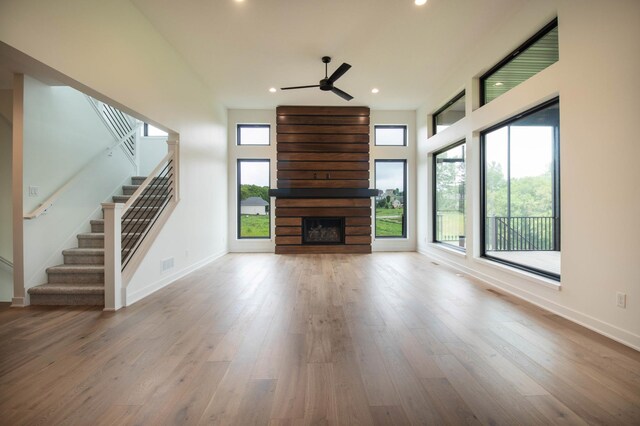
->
[474,256,561,291]
[428,242,466,258]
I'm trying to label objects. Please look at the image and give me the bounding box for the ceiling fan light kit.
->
[281,56,354,101]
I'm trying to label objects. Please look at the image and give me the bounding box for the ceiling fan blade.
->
[327,63,351,84]
[331,87,353,101]
[280,84,320,90]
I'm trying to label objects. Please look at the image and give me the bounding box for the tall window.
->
[481,19,558,105]
[433,91,466,134]
[375,160,407,238]
[434,141,466,250]
[375,125,407,146]
[481,98,560,279]
[237,124,270,145]
[237,160,270,239]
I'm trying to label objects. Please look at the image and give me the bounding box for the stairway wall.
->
[0,0,228,307]
[0,90,12,301]
[22,76,134,293]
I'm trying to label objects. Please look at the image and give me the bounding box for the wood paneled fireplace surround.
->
[269,106,379,254]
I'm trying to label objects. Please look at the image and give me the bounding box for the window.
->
[375,125,407,146]
[237,159,271,239]
[237,124,270,146]
[433,91,465,134]
[143,123,168,137]
[481,98,560,279]
[481,19,558,105]
[375,160,407,238]
[434,141,466,250]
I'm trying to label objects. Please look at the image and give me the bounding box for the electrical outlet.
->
[616,292,626,308]
[28,186,39,197]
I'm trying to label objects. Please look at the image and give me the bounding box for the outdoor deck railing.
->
[486,216,558,251]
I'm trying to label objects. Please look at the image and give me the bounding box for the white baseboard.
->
[125,249,228,306]
[417,247,640,352]
[11,297,26,307]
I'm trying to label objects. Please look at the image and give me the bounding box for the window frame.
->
[237,158,271,240]
[374,159,408,239]
[236,124,271,146]
[479,97,561,280]
[432,139,466,251]
[374,125,408,147]
[432,91,466,135]
[143,123,168,137]
[479,18,558,106]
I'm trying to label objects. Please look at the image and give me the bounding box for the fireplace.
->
[302,217,345,244]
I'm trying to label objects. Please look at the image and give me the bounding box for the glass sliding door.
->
[481,99,560,278]
[434,141,466,250]
[237,159,271,239]
[375,160,407,238]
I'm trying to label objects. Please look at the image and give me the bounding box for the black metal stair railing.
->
[120,159,174,270]
[487,216,558,251]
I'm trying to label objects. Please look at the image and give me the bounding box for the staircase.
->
[28,176,151,306]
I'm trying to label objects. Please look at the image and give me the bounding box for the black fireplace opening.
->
[302,217,345,244]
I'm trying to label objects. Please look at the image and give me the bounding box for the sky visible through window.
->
[240,161,269,187]
[485,126,553,179]
[376,161,405,193]
[375,127,405,146]
[238,125,269,145]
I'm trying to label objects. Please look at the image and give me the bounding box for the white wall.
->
[417,0,640,349]
[22,76,134,291]
[0,0,228,305]
[138,134,167,176]
[0,90,12,263]
[0,89,12,301]
[227,109,276,253]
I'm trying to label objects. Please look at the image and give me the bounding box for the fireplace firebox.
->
[302,217,345,244]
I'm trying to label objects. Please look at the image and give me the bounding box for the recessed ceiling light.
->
[269,87,277,93]
[371,88,379,94]
[415,0,427,5]
[494,82,504,86]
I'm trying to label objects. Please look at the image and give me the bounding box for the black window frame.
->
[374,125,408,146]
[374,159,408,239]
[237,124,271,146]
[480,18,558,106]
[432,91,466,135]
[432,139,466,251]
[237,158,271,240]
[480,97,561,280]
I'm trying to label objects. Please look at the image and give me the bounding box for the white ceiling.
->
[132,0,527,110]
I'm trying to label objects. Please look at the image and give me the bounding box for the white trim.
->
[427,242,467,258]
[11,297,25,307]
[417,248,640,351]
[124,249,228,306]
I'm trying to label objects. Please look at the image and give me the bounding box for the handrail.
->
[120,151,175,270]
[23,122,141,219]
[122,151,173,212]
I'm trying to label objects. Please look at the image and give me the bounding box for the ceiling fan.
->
[281,56,353,101]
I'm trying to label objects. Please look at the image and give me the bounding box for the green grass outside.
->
[376,207,404,237]
[240,214,270,238]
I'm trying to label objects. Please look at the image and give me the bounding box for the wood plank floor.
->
[1,253,639,425]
